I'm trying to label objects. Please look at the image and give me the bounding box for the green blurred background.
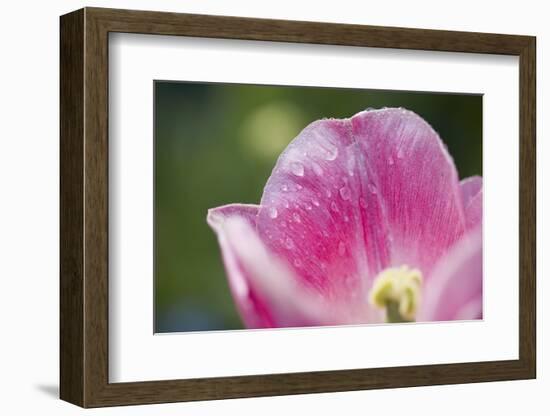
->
[154,81,482,333]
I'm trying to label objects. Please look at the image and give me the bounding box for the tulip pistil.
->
[368,265,423,323]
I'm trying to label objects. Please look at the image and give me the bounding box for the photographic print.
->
[154,81,482,333]
[60,9,535,406]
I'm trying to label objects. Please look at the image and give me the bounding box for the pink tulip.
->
[207,108,482,328]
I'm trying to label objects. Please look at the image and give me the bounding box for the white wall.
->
[0,0,545,414]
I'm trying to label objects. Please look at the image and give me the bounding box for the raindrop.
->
[344,215,349,222]
[312,198,320,207]
[320,142,338,161]
[322,230,329,237]
[290,162,304,177]
[284,201,289,208]
[359,197,367,208]
[293,213,302,223]
[294,259,302,267]
[312,162,323,176]
[388,155,394,165]
[281,184,288,192]
[368,183,378,194]
[326,189,332,198]
[347,157,356,176]
[305,203,312,210]
[338,241,346,256]
[330,201,339,212]
[268,207,278,219]
[339,186,351,201]
[397,147,405,159]
[285,237,295,249]
[295,184,303,190]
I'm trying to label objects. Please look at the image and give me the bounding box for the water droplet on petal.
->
[338,241,346,256]
[368,183,378,194]
[294,259,302,267]
[320,142,338,161]
[326,189,332,198]
[281,184,288,192]
[284,201,289,208]
[290,162,304,177]
[359,197,367,208]
[397,147,405,159]
[312,198,320,207]
[347,157,356,176]
[293,212,301,223]
[339,186,351,200]
[330,201,339,212]
[388,155,394,165]
[344,215,349,222]
[285,237,295,249]
[305,203,312,210]
[322,230,329,237]
[268,207,278,219]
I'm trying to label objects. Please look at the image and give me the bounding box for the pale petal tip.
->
[207,203,260,231]
[206,208,223,230]
[352,106,415,120]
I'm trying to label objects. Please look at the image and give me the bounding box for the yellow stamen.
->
[368,265,423,323]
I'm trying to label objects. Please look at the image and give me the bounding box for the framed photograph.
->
[60,7,536,407]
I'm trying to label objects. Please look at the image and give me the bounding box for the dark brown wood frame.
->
[60,7,536,408]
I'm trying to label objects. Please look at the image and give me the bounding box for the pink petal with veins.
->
[208,108,482,328]
[419,226,483,321]
[460,176,483,230]
[350,109,466,277]
[256,109,466,302]
[257,118,382,307]
[207,204,343,328]
[460,176,482,206]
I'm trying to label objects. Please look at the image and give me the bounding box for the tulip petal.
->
[419,226,482,321]
[207,205,340,328]
[256,108,467,305]
[460,176,483,230]
[351,109,467,276]
[464,191,482,231]
[256,118,388,304]
[460,176,482,206]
